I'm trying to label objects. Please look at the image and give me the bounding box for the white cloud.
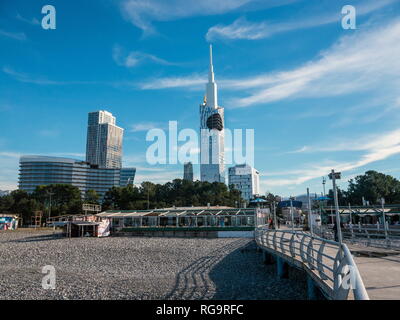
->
[263,129,400,188]
[120,0,253,35]
[140,18,400,108]
[0,29,26,41]
[2,66,107,86]
[113,45,176,68]
[227,17,400,107]
[140,74,206,89]
[130,122,167,132]
[16,13,40,26]
[206,0,396,41]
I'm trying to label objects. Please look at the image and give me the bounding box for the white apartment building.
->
[228,164,260,201]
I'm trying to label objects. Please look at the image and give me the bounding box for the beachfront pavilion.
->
[323,206,400,225]
[96,207,267,230]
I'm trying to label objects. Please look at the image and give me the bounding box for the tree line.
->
[0,179,244,224]
[102,179,243,210]
[0,184,97,224]
[1,170,399,224]
[327,171,400,206]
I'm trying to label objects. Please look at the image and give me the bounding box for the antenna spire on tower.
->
[209,44,214,82]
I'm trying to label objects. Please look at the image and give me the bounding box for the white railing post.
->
[255,227,369,300]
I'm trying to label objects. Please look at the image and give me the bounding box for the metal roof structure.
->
[324,207,399,215]
[96,208,257,218]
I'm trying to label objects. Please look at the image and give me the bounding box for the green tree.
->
[32,184,82,217]
[346,171,400,205]
[84,189,100,204]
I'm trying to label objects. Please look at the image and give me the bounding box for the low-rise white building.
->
[228,164,260,201]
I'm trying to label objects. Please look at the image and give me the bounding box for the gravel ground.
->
[0,230,307,300]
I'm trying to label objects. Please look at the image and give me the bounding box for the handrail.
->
[315,224,400,249]
[255,227,369,300]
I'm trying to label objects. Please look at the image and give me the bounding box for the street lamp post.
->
[47,191,54,221]
[290,197,294,232]
[307,188,313,236]
[272,200,277,230]
[381,198,388,240]
[322,177,326,196]
[329,169,343,254]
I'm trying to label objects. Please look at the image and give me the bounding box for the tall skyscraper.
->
[228,164,260,201]
[183,162,194,181]
[86,110,123,168]
[200,45,225,183]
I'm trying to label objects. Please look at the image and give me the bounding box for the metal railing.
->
[255,227,369,300]
[314,224,400,250]
[342,223,400,249]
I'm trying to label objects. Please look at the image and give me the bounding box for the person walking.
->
[333,219,339,242]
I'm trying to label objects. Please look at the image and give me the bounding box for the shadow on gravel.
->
[165,239,307,300]
[9,233,64,243]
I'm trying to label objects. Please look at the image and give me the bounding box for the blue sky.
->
[1,0,400,197]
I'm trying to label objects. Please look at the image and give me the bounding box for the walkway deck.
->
[349,244,400,300]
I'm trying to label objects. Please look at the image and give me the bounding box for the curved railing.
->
[314,224,400,250]
[255,227,369,300]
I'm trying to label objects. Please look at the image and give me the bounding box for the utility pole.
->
[348,203,352,225]
[290,197,294,232]
[147,188,150,210]
[272,200,277,230]
[47,191,55,221]
[381,198,388,239]
[329,169,343,255]
[307,188,313,236]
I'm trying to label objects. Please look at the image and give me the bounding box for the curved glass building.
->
[19,156,135,200]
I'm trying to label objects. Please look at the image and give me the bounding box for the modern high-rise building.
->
[183,162,193,181]
[200,45,225,183]
[86,110,123,169]
[228,164,260,201]
[120,168,136,186]
[18,156,135,201]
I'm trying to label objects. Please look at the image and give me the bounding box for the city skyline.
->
[1,0,400,197]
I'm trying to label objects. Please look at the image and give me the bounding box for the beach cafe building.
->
[96,207,269,231]
[324,206,400,225]
[0,214,19,230]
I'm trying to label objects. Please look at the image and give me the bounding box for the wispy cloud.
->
[120,0,254,35]
[16,13,40,26]
[113,45,177,68]
[263,129,400,187]
[140,74,206,90]
[233,19,400,107]
[130,122,167,132]
[3,66,68,85]
[2,66,109,86]
[206,0,396,41]
[0,29,26,41]
[140,17,400,108]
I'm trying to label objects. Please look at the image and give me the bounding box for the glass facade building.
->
[19,156,135,200]
[86,110,123,169]
[183,162,193,181]
[120,168,136,186]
